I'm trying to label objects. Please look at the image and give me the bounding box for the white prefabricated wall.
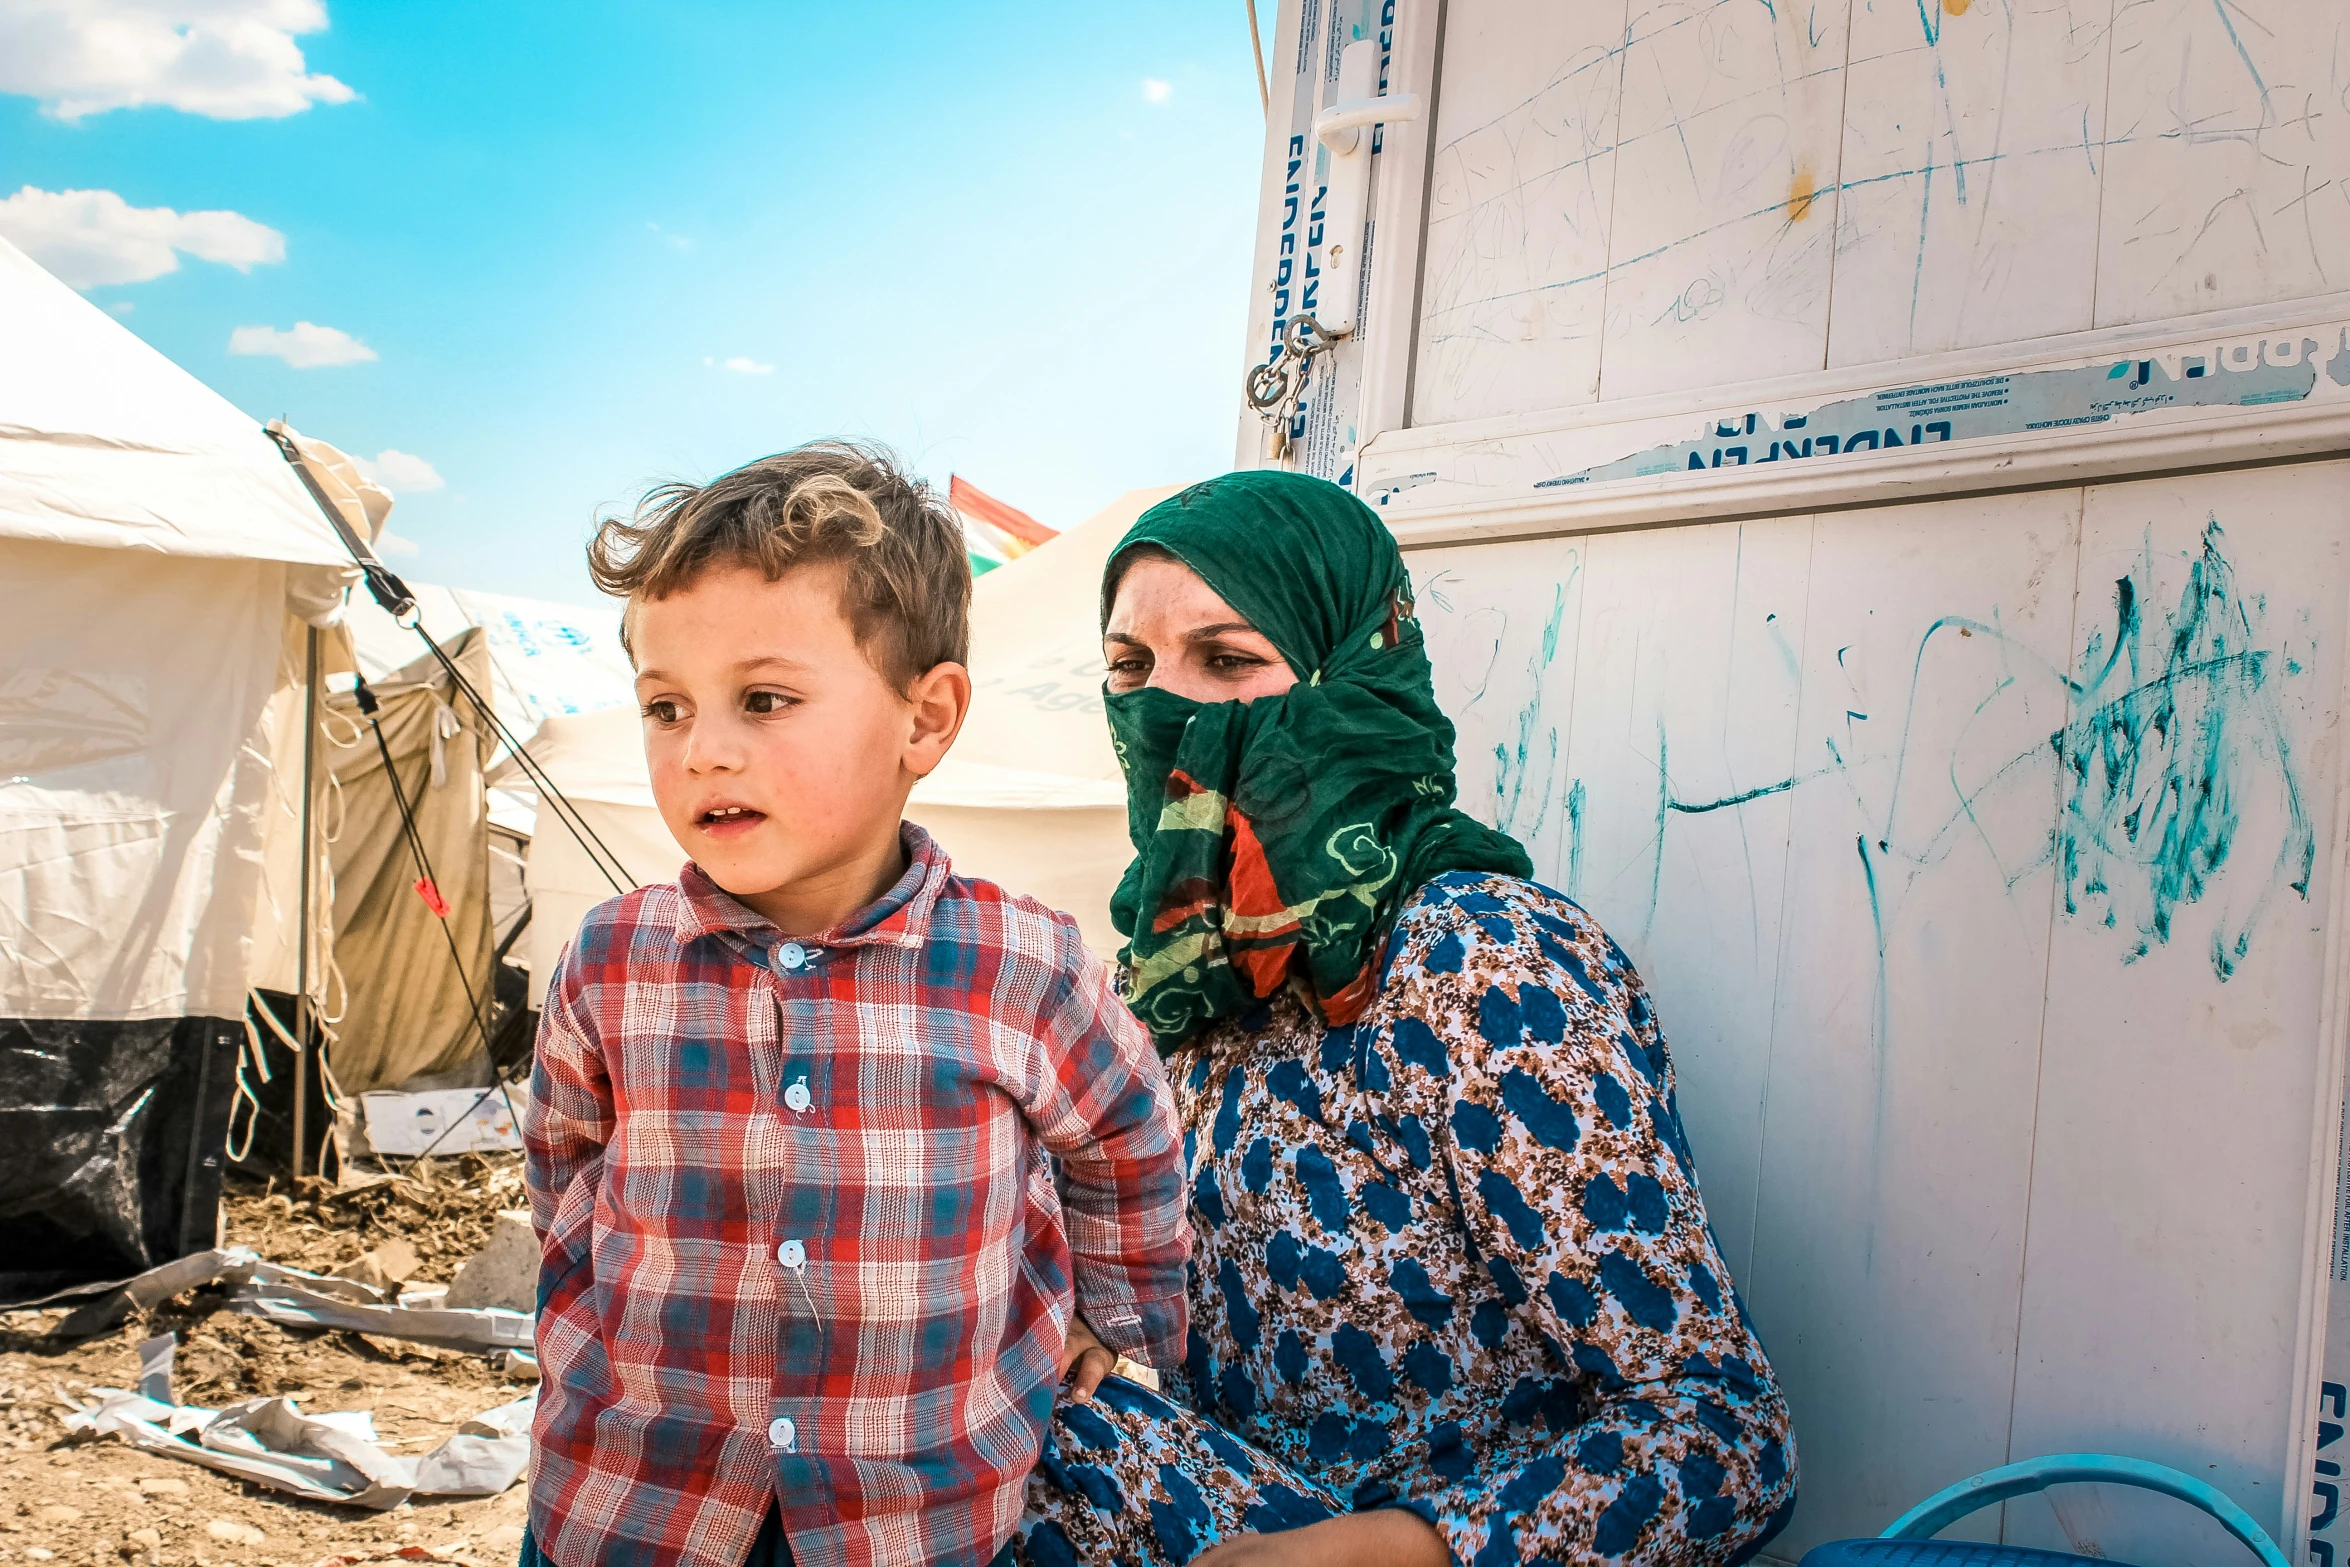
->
[1241,0,2350,1557]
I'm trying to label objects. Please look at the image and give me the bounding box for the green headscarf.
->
[1104,469,1532,1048]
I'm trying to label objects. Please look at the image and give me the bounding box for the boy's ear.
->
[903,661,972,777]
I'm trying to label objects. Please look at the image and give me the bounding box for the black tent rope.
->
[404,623,633,895]
[266,423,634,1168]
[356,675,530,1166]
[263,422,633,895]
[358,678,494,1050]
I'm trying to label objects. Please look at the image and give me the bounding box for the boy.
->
[522,443,1189,1567]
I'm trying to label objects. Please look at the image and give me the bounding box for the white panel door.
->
[1545,518,1815,1288]
[1413,514,1816,1306]
[1411,0,1630,425]
[1747,489,2084,1554]
[1594,0,1854,400]
[1407,465,2350,1554]
[1415,531,1593,874]
[1826,0,2115,367]
[2096,0,2350,328]
[2002,461,2350,1561]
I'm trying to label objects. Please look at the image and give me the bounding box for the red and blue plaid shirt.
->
[524,825,1189,1567]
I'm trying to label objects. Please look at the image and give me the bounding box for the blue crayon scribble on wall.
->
[1493,577,1570,844]
[1431,511,2313,998]
[2051,519,2315,979]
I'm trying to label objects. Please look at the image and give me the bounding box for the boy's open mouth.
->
[697,804,767,831]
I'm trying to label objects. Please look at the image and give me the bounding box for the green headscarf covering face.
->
[1103,469,1532,1048]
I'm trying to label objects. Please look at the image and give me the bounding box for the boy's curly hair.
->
[588,441,971,690]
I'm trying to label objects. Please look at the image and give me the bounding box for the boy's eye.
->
[744,690,793,715]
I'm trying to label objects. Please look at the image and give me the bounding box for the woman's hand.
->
[1190,1509,1452,1567]
[1059,1316,1117,1403]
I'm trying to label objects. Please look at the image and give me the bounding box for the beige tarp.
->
[318,630,496,1092]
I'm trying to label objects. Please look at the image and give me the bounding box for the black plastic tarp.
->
[0,1014,239,1306]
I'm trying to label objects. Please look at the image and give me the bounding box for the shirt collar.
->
[672,822,948,952]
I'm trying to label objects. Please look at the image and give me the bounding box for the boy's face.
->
[631,561,966,929]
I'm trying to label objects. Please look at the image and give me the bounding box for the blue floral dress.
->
[1014,873,1797,1565]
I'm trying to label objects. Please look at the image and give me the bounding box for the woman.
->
[1018,471,1797,1566]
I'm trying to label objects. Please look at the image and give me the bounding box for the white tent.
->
[504,486,1174,999]
[0,235,357,1297]
[909,485,1177,953]
[342,584,633,746]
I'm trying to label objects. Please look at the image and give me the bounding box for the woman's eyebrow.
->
[1182,622,1261,642]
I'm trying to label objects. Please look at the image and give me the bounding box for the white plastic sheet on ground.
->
[55,1246,536,1354]
[230,1270,535,1353]
[58,1386,535,1510]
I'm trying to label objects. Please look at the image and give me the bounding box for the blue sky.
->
[0,2,1267,603]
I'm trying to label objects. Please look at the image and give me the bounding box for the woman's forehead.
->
[1106,553,1262,635]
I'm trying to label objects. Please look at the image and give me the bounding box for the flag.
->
[950,475,1056,576]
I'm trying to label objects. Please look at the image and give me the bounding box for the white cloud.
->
[372,528,420,558]
[645,220,692,253]
[1142,77,1173,103]
[358,448,442,494]
[705,355,774,375]
[0,185,284,288]
[229,320,376,367]
[0,0,355,121]
[108,299,134,315]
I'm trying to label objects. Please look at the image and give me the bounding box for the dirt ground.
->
[0,1156,535,1567]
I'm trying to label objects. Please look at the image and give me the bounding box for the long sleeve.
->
[1015,919,1192,1372]
[1386,892,1796,1565]
[523,936,613,1281]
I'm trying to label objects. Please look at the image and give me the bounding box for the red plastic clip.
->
[413,877,451,919]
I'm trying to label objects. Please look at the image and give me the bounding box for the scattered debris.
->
[0,1154,538,1561]
[230,1155,530,1281]
[336,1239,424,1296]
[46,1249,535,1358]
[52,1247,260,1339]
[446,1213,536,1314]
[136,1333,175,1404]
[58,1383,535,1510]
[234,1272,533,1354]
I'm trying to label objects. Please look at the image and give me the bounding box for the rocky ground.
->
[0,1156,534,1567]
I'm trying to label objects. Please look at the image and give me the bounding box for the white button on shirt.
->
[777,1239,805,1269]
[776,942,808,971]
[784,1078,812,1113]
[768,1416,796,1450]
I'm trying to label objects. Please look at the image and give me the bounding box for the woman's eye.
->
[745,690,793,715]
[1209,653,1265,673]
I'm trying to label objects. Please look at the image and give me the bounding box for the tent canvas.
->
[342,585,633,748]
[317,629,500,1094]
[0,236,360,1300]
